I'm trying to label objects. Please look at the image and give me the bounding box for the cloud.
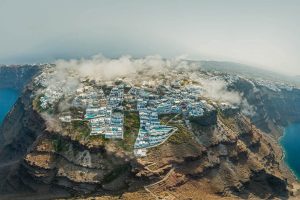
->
[190,75,255,116]
[240,99,256,117]
[55,55,138,81]
[52,54,197,82]
[199,79,242,105]
[43,55,177,96]
[41,54,255,116]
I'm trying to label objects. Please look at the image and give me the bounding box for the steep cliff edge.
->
[230,78,300,137]
[0,87,45,162]
[0,65,43,162]
[0,64,299,199]
[0,85,296,199]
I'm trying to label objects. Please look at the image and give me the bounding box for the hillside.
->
[0,61,300,199]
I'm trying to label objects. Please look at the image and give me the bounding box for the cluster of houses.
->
[187,102,205,118]
[83,85,125,139]
[85,107,124,139]
[34,65,300,159]
[34,69,221,157]
[33,71,48,88]
[131,86,210,157]
[34,70,67,110]
[39,87,64,109]
[108,85,124,110]
[60,82,212,156]
[154,86,209,118]
[132,85,208,118]
[34,72,75,110]
[134,106,176,156]
[72,86,105,108]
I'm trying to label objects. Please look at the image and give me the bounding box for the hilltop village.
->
[2,62,300,199]
[32,65,295,157]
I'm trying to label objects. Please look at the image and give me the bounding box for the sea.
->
[0,88,19,123]
[280,123,300,180]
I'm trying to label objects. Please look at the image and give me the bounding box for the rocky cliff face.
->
[0,64,299,199]
[0,84,296,199]
[0,87,45,162]
[0,65,41,91]
[230,78,300,137]
[0,65,42,163]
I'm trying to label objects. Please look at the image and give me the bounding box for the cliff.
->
[0,85,296,199]
[230,78,300,137]
[0,64,299,199]
[0,65,43,162]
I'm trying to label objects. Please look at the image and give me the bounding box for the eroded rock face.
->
[0,88,294,200]
[231,78,300,136]
[0,87,45,163]
[0,65,42,162]
[189,110,217,126]
[0,76,298,199]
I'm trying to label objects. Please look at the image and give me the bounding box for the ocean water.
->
[0,88,19,123]
[280,123,300,179]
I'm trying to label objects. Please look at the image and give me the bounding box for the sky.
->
[0,0,299,76]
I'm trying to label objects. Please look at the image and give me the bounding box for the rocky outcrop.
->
[189,110,217,126]
[131,113,293,199]
[0,86,45,163]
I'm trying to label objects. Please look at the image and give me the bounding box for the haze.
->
[0,0,299,76]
